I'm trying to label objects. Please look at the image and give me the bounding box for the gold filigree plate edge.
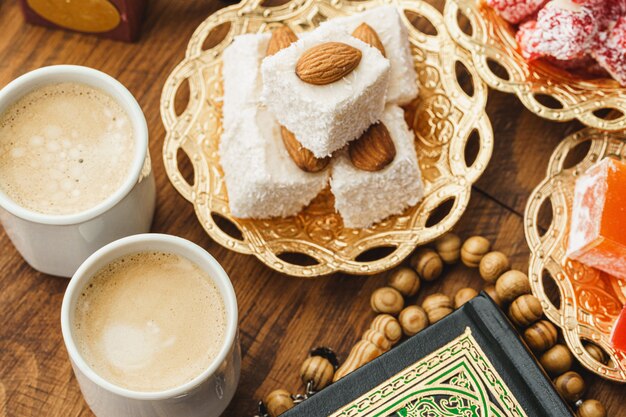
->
[443,0,626,131]
[161,0,494,277]
[524,128,626,382]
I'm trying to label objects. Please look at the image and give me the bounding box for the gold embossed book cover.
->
[284,294,572,417]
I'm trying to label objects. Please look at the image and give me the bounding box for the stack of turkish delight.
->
[487,0,626,84]
[219,6,424,228]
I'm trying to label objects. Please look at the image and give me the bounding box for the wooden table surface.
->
[1,1,624,416]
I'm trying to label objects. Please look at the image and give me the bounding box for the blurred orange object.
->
[611,305,626,352]
[567,158,626,280]
[20,0,146,42]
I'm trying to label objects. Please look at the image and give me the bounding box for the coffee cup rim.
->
[0,65,149,225]
[60,233,239,400]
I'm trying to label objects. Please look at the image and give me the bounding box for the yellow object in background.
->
[21,0,145,42]
[27,0,121,33]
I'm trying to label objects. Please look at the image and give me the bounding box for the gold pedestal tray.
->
[444,0,626,131]
[161,0,493,277]
[525,128,626,382]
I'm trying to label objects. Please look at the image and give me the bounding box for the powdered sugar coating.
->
[261,27,390,158]
[318,6,418,105]
[220,34,329,219]
[330,105,424,228]
[531,0,597,60]
[567,159,626,279]
[222,33,270,129]
[592,17,626,84]
[220,107,329,218]
[492,0,626,85]
[486,0,547,24]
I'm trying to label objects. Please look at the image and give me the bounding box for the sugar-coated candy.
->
[532,0,598,60]
[592,16,626,85]
[567,158,626,279]
[611,305,626,352]
[516,20,542,60]
[486,0,547,24]
[490,0,626,85]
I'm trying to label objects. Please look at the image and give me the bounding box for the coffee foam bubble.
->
[73,252,227,392]
[0,82,135,215]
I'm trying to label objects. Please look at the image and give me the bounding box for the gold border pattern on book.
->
[329,328,528,417]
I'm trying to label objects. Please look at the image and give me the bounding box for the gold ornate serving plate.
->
[525,128,626,382]
[444,0,626,131]
[161,0,493,277]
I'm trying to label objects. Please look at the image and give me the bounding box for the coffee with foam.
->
[0,82,135,215]
[72,251,227,392]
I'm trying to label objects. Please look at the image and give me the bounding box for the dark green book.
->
[284,293,573,417]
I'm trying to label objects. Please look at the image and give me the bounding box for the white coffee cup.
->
[0,65,156,277]
[61,233,241,417]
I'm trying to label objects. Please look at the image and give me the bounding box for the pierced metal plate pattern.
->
[525,128,626,382]
[445,0,626,131]
[161,0,493,277]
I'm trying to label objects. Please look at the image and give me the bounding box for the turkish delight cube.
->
[486,0,547,24]
[567,158,626,279]
[318,5,418,105]
[261,27,390,158]
[592,16,626,85]
[220,34,329,219]
[330,105,424,228]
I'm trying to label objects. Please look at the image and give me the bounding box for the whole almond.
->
[349,123,396,171]
[267,25,298,56]
[352,23,386,57]
[296,42,362,85]
[280,126,330,172]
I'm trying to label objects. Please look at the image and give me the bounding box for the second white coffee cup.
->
[61,233,241,417]
[0,65,156,277]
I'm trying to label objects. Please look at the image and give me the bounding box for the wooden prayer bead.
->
[422,293,453,324]
[554,371,586,403]
[479,251,510,283]
[523,320,557,352]
[540,344,573,376]
[398,305,429,337]
[495,270,531,304]
[434,233,461,264]
[371,314,402,345]
[388,267,420,297]
[577,399,607,417]
[483,284,503,307]
[265,389,294,417]
[410,248,443,281]
[370,287,404,315]
[461,236,490,267]
[333,340,383,382]
[362,328,391,352]
[454,287,478,308]
[584,343,607,364]
[508,294,543,327]
[300,356,334,391]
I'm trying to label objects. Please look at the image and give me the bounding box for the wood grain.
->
[0,1,624,416]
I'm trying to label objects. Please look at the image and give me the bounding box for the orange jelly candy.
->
[567,158,626,280]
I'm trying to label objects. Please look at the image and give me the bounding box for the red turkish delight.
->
[489,0,626,85]
[592,17,626,85]
[567,158,626,280]
[486,0,547,24]
[531,0,598,60]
